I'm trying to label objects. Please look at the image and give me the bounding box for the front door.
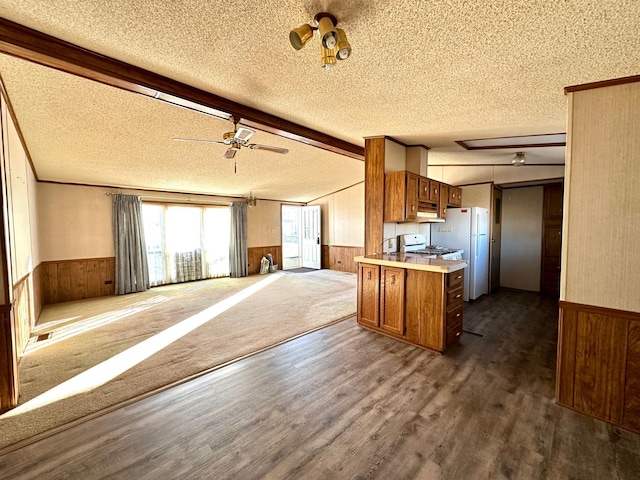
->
[490,186,502,292]
[302,205,321,269]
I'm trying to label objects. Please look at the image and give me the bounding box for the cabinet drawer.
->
[447,271,464,290]
[446,325,462,346]
[447,287,464,307]
[446,306,463,329]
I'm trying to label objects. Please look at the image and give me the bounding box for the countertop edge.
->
[354,255,467,273]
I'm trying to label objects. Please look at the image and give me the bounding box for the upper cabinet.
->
[448,186,462,207]
[384,171,462,223]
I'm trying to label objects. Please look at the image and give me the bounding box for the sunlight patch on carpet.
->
[3,273,283,418]
[24,295,171,355]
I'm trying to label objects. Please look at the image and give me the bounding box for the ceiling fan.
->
[173,118,289,159]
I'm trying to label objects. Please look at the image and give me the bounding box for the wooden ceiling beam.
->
[0,17,364,160]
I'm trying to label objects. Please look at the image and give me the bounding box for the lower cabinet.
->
[357,264,380,328]
[357,263,464,353]
[380,266,405,336]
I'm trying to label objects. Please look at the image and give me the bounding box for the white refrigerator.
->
[431,207,489,301]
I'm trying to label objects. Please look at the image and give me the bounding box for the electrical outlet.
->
[438,227,453,232]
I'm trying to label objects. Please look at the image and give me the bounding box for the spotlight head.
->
[289,23,314,50]
[320,45,336,69]
[335,28,351,60]
[315,13,338,50]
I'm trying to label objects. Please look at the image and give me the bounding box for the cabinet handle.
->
[455,294,461,298]
[435,188,438,194]
[456,275,462,279]
[390,275,395,284]
[367,271,371,280]
[456,332,461,337]
[456,313,461,317]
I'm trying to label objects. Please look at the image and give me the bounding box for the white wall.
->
[562,83,640,312]
[37,183,114,261]
[1,93,37,286]
[247,200,281,248]
[310,182,364,247]
[500,186,543,291]
[460,183,492,210]
[37,182,284,260]
[427,164,565,186]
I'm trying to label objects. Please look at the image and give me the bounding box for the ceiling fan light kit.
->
[173,117,289,164]
[289,12,352,67]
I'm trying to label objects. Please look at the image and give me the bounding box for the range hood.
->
[416,211,445,222]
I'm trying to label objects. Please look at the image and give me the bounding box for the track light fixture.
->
[289,12,352,67]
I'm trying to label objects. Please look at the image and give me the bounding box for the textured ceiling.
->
[0,0,639,198]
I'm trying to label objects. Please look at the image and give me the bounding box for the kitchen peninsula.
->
[355,253,467,353]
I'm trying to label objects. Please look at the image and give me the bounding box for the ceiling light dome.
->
[512,152,526,166]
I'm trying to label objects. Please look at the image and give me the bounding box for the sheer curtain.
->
[142,204,230,286]
[112,194,150,295]
[229,201,248,278]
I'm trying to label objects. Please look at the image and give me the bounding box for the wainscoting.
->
[322,245,364,273]
[247,246,282,275]
[557,301,640,434]
[39,257,115,305]
[11,274,33,359]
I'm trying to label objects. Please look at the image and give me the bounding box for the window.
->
[142,203,230,286]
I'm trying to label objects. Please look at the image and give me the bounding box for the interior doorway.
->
[281,205,321,270]
[490,186,502,292]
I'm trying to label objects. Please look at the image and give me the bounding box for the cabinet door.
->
[418,177,430,201]
[439,184,449,220]
[429,180,440,203]
[357,264,380,328]
[380,266,405,336]
[405,173,418,221]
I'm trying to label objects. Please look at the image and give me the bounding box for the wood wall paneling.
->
[557,302,640,433]
[364,138,385,255]
[320,245,364,273]
[556,307,577,407]
[573,312,628,424]
[39,258,115,306]
[11,274,32,358]
[247,247,282,275]
[624,320,640,431]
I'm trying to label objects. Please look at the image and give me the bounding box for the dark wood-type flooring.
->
[1,289,639,479]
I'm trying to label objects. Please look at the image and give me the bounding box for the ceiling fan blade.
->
[233,127,254,143]
[173,137,226,145]
[222,148,237,159]
[247,144,289,154]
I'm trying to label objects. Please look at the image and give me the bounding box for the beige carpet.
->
[0,269,356,449]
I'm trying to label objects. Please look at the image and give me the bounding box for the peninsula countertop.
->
[355,253,467,273]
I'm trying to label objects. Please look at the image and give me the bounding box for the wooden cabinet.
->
[445,271,464,347]
[357,261,466,353]
[380,266,405,336]
[357,264,380,328]
[418,177,430,201]
[448,186,462,207]
[384,172,460,223]
[439,183,449,220]
[384,171,418,222]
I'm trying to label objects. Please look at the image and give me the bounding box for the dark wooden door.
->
[541,183,563,297]
[490,186,502,292]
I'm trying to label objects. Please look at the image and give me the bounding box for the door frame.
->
[490,185,502,293]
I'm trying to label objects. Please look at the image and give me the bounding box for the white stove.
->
[398,234,464,260]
